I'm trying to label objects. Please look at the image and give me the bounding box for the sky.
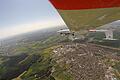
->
[0,0,66,39]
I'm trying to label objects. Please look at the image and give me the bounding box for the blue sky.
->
[0,0,66,39]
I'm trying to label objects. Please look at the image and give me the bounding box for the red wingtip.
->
[49,0,120,10]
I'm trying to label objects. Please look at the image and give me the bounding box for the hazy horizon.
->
[0,25,67,41]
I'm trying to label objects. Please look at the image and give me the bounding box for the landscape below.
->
[0,26,120,80]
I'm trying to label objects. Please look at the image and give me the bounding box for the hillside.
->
[0,34,69,80]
